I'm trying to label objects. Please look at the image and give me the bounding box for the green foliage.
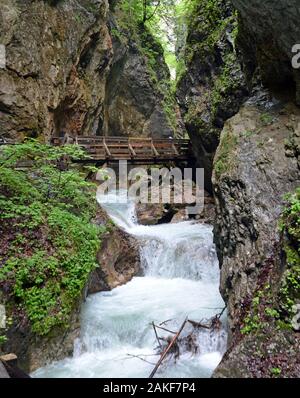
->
[241,284,278,335]
[271,367,282,376]
[278,188,300,324]
[0,335,7,345]
[260,113,275,126]
[241,314,262,335]
[0,140,105,336]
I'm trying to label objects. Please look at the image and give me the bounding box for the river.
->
[33,192,227,378]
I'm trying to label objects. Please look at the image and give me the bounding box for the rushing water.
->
[33,192,227,378]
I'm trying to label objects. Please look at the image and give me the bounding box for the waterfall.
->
[33,191,227,378]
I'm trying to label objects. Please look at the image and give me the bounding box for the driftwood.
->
[188,319,211,329]
[152,322,162,349]
[153,323,176,335]
[149,317,188,378]
[188,306,226,331]
[126,307,227,376]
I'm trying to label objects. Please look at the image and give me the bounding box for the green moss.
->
[187,0,237,51]
[278,188,300,325]
[210,52,241,119]
[240,284,279,335]
[179,1,241,138]
[115,3,178,134]
[214,128,238,177]
[271,367,282,377]
[241,189,300,336]
[260,113,275,126]
[110,27,126,43]
[0,140,106,336]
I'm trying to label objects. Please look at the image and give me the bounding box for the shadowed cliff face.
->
[177,0,248,192]
[212,100,300,378]
[232,0,300,103]
[211,1,300,377]
[103,17,175,138]
[0,0,176,141]
[177,0,300,377]
[0,0,113,140]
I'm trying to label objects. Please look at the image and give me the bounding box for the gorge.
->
[0,0,299,379]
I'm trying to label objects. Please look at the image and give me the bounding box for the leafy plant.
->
[0,140,106,336]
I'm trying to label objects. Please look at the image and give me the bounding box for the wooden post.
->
[128,139,137,157]
[103,137,112,158]
[172,143,179,156]
[151,139,159,157]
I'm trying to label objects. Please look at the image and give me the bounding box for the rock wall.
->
[88,208,140,293]
[103,9,176,138]
[177,0,300,377]
[177,0,248,191]
[0,0,113,140]
[0,0,176,141]
[212,99,300,377]
[231,0,300,103]
[210,0,300,377]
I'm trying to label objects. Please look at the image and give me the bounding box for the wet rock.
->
[102,10,180,138]
[212,99,300,377]
[4,296,81,373]
[136,203,167,225]
[88,208,140,292]
[214,330,300,378]
[231,0,300,103]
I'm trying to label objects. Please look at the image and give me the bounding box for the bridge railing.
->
[51,135,192,161]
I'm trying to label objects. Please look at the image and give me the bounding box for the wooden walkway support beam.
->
[1,135,195,165]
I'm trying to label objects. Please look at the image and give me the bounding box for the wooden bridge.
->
[51,135,194,164]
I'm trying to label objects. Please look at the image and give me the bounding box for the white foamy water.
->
[33,191,227,378]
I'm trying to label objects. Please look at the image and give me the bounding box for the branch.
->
[152,322,162,348]
[145,0,161,23]
[126,354,157,366]
[149,317,188,378]
[153,323,177,335]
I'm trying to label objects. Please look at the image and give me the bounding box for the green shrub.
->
[0,140,105,335]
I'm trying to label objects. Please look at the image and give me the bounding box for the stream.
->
[33,192,227,378]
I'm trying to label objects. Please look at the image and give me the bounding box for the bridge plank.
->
[45,135,194,163]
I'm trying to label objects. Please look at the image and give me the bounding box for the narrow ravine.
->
[33,192,227,378]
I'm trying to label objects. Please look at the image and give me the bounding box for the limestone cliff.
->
[231,0,300,103]
[0,0,176,141]
[0,0,113,140]
[177,0,300,377]
[103,4,177,138]
[211,0,300,378]
[177,0,248,191]
[213,100,300,377]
